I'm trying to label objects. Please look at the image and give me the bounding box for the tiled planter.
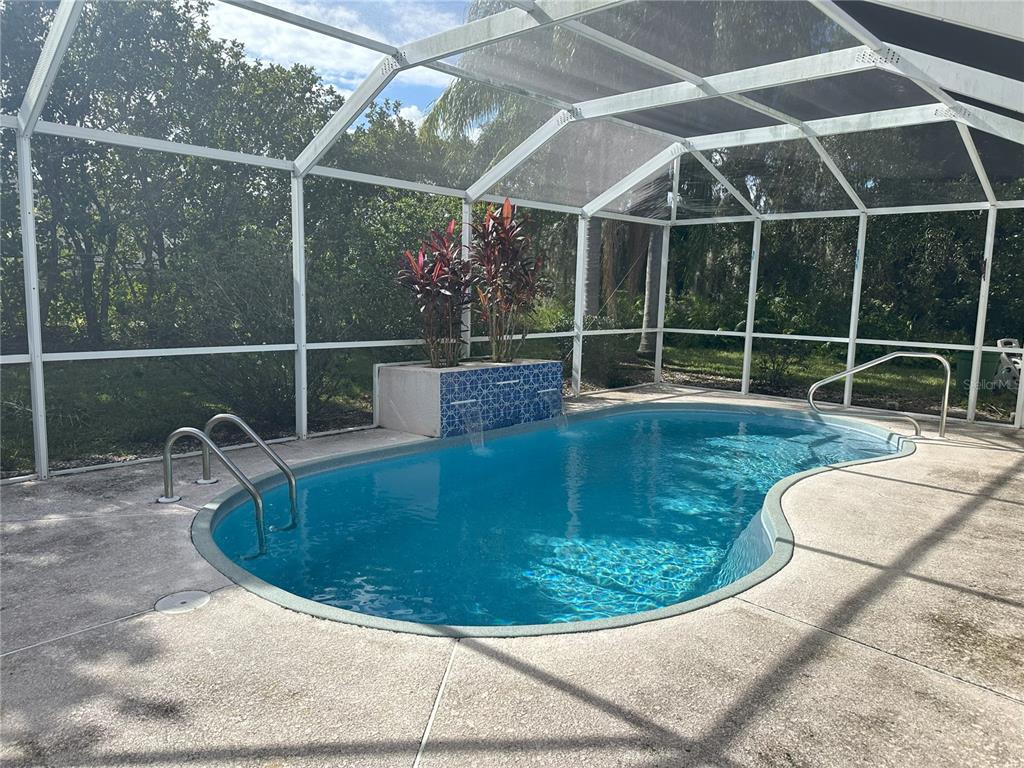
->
[375,360,563,438]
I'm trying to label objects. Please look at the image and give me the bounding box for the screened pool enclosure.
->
[1,0,1022,479]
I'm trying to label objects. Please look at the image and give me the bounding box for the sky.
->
[205,0,473,128]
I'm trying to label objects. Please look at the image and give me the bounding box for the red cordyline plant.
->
[472,199,544,363]
[398,220,475,368]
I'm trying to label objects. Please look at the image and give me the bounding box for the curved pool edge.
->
[190,402,917,638]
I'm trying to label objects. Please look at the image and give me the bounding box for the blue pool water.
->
[211,408,899,627]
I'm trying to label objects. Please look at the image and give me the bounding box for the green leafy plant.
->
[398,220,474,368]
[472,199,545,362]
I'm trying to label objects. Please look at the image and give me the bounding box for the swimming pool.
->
[193,404,910,636]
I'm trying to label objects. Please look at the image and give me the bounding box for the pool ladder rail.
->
[157,413,298,556]
[807,351,951,438]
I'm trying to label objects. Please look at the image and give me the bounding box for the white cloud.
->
[398,104,427,128]
[206,1,458,91]
[386,1,466,43]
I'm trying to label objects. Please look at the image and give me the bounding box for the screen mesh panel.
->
[674,154,752,220]
[446,22,674,104]
[0,0,55,113]
[494,118,674,208]
[580,1,859,77]
[321,70,558,189]
[43,0,376,157]
[622,97,781,137]
[706,139,854,213]
[820,122,985,207]
[743,70,935,121]
[605,166,672,219]
[970,129,1024,201]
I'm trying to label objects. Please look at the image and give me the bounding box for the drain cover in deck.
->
[155,591,210,614]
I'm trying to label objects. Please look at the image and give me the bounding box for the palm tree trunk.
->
[637,231,661,357]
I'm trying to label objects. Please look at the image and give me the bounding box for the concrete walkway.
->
[2,387,1022,767]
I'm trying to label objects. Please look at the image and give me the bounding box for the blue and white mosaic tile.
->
[439,361,563,438]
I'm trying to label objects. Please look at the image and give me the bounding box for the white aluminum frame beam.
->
[668,154,681,223]
[844,213,868,405]
[460,200,473,355]
[884,47,1024,115]
[653,156,678,378]
[581,143,685,217]
[291,174,308,438]
[867,1,1024,43]
[740,219,763,395]
[684,102,1021,150]
[293,0,625,175]
[576,47,873,119]
[1016,353,1024,429]
[18,0,85,136]
[810,0,1018,143]
[23,118,296,171]
[571,215,589,395]
[294,60,401,176]
[652,224,671,382]
[950,103,1024,145]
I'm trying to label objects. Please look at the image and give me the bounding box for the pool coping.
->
[190,401,917,638]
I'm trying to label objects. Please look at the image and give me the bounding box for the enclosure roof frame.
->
[8,0,1024,221]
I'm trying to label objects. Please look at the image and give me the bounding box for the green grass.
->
[662,341,1017,423]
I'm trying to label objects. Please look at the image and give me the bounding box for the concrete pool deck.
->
[1,386,1022,767]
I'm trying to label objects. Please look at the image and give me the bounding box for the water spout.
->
[452,398,484,448]
[537,388,567,429]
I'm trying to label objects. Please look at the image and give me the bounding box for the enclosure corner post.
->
[460,199,473,359]
[291,173,308,439]
[15,133,49,478]
[740,218,762,396]
[653,225,671,383]
[844,213,867,406]
[571,215,589,396]
[966,206,997,421]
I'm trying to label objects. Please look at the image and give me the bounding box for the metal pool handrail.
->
[807,351,951,438]
[202,413,297,531]
[157,427,266,557]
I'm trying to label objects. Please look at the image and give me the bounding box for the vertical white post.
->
[571,215,589,396]
[656,155,680,383]
[844,213,867,406]
[966,206,997,421]
[15,134,49,478]
[740,219,762,395]
[461,200,473,358]
[669,155,681,225]
[653,225,671,382]
[291,174,308,439]
[1014,351,1024,429]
